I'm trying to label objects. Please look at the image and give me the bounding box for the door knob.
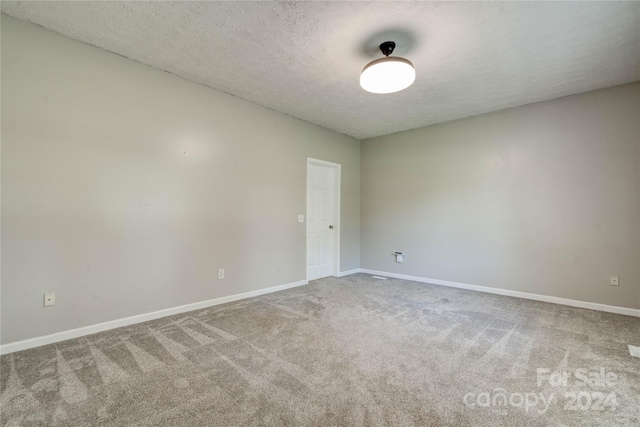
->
[329,225,334,229]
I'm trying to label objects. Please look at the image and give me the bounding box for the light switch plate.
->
[298,214,304,223]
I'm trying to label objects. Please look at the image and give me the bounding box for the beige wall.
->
[0,16,360,344]
[361,83,640,310]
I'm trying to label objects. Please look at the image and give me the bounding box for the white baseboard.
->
[357,269,640,318]
[4,270,637,356]
[337,269,361,277]
[0,279,308,356]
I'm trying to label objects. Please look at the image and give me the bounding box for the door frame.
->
[306,157,341,280]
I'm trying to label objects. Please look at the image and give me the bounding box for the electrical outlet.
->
[218,269,224,280]
[610,276,619,286]
[298,214,304,223]
[44,293,56,307]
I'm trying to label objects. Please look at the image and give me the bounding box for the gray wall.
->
[361,82,640,310]
[2,14,638,346]
[1,16,360,344]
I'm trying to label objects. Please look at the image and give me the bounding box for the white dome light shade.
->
[360,56,416,94]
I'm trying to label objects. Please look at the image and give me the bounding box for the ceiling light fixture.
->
[360,41,415,94]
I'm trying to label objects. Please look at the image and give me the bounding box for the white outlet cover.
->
[44,293,56,307]
[298,214,304,223]
[218,269,224,279]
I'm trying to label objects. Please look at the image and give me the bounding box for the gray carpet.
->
[1,274,639,426]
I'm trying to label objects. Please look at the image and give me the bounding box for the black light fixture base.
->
[380,41,396,57]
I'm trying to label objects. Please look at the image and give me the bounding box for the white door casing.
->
[306,158,340,280]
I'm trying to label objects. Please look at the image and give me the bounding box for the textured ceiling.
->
[2,1,639,139]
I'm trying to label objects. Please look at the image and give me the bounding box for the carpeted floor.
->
[1,274,639,426]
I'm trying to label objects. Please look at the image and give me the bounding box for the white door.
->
[307,163,336,280]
